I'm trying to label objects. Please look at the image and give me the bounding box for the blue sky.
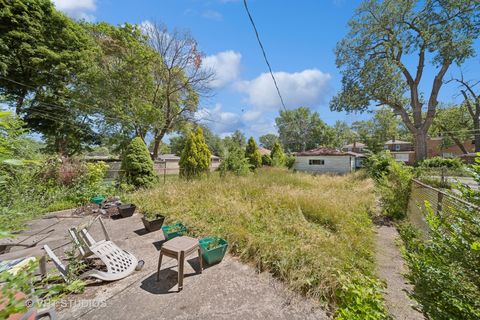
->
[53,0,480,139]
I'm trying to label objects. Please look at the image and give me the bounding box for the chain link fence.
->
[407,179,480,236]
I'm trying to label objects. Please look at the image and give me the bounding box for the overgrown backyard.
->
[3,0,480,319]
[128,169,387,318]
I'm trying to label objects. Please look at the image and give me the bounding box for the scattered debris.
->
[71,197,123,218]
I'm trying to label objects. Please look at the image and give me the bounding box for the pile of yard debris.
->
[73,197,123,218]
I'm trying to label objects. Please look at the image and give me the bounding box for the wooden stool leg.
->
[156,251,163,281]
[178,251,185,291]
[39,255,47,277]
[197,247,203,273]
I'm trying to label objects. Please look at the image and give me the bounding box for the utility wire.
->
[4,74,480,143]
[243,0,287,112]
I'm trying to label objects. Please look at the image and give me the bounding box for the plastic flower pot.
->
[161,223,187,240]
[118,204,136,217]
[141,214,165,232]
[90,196,105,205]
[199,237,228,265]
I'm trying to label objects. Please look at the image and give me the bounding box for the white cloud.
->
[236,69,332,111]
[196,103,278,138]
[242,110,262,121]
[248,119,277,136]
[203,51,242,88]
[52,0,96,21]
[139,20,154,34]
[196,103,244,135]
[202,10,223,21]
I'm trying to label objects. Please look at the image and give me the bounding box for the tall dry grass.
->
[128,168,377,310]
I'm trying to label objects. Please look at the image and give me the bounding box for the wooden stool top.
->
[162,236,198,253]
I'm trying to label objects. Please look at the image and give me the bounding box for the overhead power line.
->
[243,0,287,112]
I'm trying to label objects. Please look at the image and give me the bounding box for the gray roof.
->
[384,140,412,145]
[342,142,366,148]
[158,154,180,160]
[157,154,220,161]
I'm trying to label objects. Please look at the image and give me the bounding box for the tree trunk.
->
[474,118,480,153]
[414,128,428,162]
[152,127,169,159]
[15,91,27,115]
[438,124,469,154]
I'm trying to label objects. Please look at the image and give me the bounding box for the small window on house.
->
[309,159,325,165]
[395,144,401,151]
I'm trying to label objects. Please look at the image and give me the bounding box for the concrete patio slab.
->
[6,211,328,320]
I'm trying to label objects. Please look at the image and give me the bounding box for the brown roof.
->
[296,147,351,156]
[258,147,270,156]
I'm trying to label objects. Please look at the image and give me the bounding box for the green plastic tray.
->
[161,223,187,240]
[90,196,105,205]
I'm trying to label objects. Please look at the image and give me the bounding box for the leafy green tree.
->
[270,141,286,166]
[169,135,187,156]
[258,134,279,150]
[351,120,384,153]
[169,125,223,156]
[0,111,26,160]
[201,126,224,156]
[143,22,214,158]
[275,107,334,152]
[430,105,473,153]
[261,154,272,166]
[179,128,211,179]
[120,137,156,188]
[352,107,411,153]
[330,121,356,148]
[223,130,246,151]
[86,23,158,144]
[331,0,480,162]
[151,141,171,155]
[245,137,262,170]
[219,146,251,176]
[0,0,99,155]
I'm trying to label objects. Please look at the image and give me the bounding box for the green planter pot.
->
[90,196,104,205]
[161,223,187,240]
[199,237,228,265]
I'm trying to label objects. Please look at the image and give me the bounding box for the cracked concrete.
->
[10,211,327,320]
[375,225,424,320]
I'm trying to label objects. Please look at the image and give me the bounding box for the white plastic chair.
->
[44,241,138,282]
[68,216,110,259]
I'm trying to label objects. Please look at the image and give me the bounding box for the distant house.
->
[258,147,271,156]
[342,142,367,168]
[384,139,415,164]
[342,142,367,154]
[292,147,355,174]
[154,154,221,174]
[346,151,366,169]
[427,137,476,158]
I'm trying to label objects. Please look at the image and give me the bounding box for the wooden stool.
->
[157,236,203,291]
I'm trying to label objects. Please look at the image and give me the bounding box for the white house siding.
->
[293,156,354,174]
